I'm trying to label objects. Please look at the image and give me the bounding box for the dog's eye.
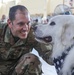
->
[50,21,55,26]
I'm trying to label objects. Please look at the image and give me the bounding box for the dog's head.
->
[33,15,74,46]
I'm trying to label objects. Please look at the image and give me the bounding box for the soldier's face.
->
[8,10,31,39]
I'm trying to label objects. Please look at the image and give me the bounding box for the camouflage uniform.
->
[0,23,53,75]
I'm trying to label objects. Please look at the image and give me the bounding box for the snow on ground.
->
[31,49,57,75]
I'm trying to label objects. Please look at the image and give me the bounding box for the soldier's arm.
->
[34,42,54,65]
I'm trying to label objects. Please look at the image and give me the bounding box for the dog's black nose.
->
[32,26,37,31]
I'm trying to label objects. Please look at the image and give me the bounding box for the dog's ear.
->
[61,24,74,46]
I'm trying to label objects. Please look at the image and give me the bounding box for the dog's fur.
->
[33,15,74,75]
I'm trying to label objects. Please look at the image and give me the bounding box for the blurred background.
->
[0,0,74,18]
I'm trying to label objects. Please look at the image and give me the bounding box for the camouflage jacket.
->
[0,23,53,74]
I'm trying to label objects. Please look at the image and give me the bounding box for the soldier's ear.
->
[7,19,12,28]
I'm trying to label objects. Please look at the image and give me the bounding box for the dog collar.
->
[53,43,74,75]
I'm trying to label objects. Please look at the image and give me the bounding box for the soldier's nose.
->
[23,25,28,30]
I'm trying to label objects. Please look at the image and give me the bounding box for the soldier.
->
[0,14,7,24]
[0,5,53,75]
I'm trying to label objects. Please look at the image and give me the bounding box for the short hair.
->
[9,5,28,21]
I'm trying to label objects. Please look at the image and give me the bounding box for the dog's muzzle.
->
[32,26,52,43]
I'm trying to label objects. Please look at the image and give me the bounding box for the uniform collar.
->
[4,26,27,46]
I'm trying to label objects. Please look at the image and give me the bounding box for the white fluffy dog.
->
[33,15,74,75]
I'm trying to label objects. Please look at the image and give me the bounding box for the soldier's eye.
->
[18,22,24,26]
